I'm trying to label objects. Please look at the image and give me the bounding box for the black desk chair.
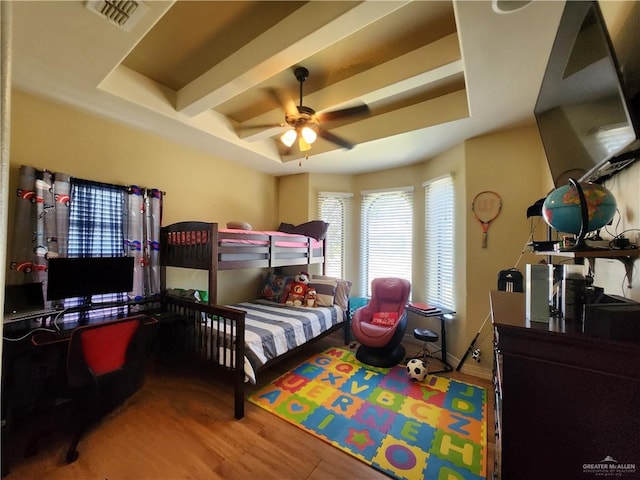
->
[64,316,150,463]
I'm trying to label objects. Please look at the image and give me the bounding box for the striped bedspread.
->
[230,299,344,371]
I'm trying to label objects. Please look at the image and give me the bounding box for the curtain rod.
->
[72,177,128,191]
[72,177,166,195]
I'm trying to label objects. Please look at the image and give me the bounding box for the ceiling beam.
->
[176,1,409,117]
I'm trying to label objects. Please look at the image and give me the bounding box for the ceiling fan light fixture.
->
[301,126,317,144]
[299,137,312,152]
[281,129,297,148]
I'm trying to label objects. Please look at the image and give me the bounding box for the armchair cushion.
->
[371,311,399,326]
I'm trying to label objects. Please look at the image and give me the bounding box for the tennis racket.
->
[472,191,502,248]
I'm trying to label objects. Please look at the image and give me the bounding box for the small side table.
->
[406,303,455,373]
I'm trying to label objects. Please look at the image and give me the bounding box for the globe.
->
[542,182,617,235]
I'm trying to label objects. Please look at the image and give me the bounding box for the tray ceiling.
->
[10,1,565,175]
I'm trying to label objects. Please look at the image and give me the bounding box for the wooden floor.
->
[3,334,495,480]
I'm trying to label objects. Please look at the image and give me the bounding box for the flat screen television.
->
[47,256,134,301]
[534,1,640,187]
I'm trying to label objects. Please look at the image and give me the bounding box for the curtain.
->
[126,186,163,301]
[9,165,163,305]
[8,165,71,293]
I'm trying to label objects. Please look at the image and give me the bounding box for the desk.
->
[1,312,158,476]
[406,303,455,373]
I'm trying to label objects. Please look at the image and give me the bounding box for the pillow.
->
[227,221,252,230]
[277,220,329,241]
[165,288,207,302]
[371,311,399,326]
[307,278,337,307]
[311,274,352,311]
[259,274,292,303]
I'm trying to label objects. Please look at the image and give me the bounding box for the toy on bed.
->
[304,287,317,307]
[285,271,310,307]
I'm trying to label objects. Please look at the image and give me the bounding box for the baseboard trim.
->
[456,361,492,380]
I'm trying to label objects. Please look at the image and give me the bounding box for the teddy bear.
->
[304,287,317,307]
[285,271,310,307]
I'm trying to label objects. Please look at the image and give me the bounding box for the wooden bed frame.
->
[158,221,347,419]
[159,221,325,304]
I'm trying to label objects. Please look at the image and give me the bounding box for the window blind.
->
[318,192,352,279]
[424,176,455,309]
[360,188,413,296]
[68,181,126,257]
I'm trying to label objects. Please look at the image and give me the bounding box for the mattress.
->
[209,299,342,383]
[231,299,343,368]
[219,228,322,248]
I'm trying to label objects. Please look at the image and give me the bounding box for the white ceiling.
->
[9,0,566,176]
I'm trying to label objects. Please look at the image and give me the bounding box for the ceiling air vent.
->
[85,1,148,31]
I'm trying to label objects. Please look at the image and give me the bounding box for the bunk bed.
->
[160,221,326,304]
[158,221,350,419]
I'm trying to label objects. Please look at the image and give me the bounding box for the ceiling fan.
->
[265,66,370,153]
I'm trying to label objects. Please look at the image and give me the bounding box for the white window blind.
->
[424,176,455,309]
[318,192,352,279]
[360,188,413,296]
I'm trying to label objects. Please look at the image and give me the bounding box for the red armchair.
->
[351,278,411,367]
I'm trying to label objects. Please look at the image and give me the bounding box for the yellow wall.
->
[461,125,550,373]
[277,173,310,225]
[8,89,278,304]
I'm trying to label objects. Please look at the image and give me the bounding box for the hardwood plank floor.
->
[3,334,495,479]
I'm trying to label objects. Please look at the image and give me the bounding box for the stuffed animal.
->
[305,287,317,307]
[285,271,310,307]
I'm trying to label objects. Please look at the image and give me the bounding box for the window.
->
[360,188,413,296]
[68,180,126,257]
[424,175,455,309]
[318,192,352,279]
[66,180,128,312]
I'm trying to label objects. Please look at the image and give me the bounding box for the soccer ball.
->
[406,358,428,382]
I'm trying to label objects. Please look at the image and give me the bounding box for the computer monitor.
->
[47,256,134,301]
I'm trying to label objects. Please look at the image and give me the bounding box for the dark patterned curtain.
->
[126,186,163,300]
[9,165,163,306]
[8,165,71,296]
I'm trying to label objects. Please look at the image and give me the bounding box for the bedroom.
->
[2,1,640,479]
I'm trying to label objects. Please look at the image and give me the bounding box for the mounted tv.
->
[47,256,134,301]
[534,1,640,187]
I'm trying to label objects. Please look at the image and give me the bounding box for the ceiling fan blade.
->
[319,103,370,122]
[317,129,355,150]
[266,87,298,117]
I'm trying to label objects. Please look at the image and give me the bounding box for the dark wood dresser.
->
[490,290,640,480]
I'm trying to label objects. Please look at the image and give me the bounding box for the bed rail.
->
[161,295,247,419]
